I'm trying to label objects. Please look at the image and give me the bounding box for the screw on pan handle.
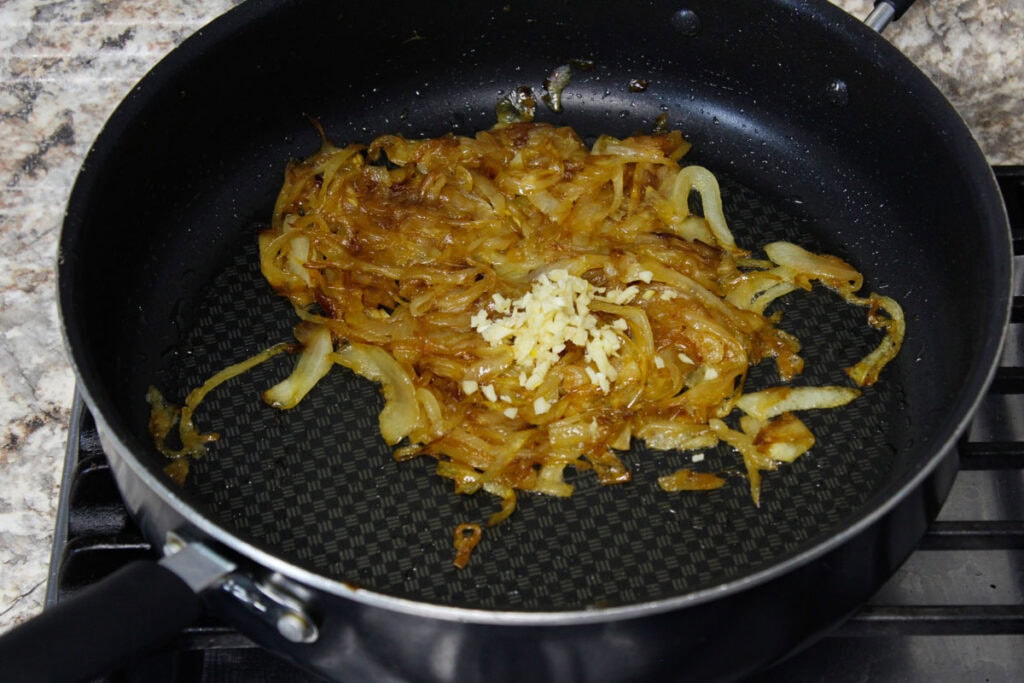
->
[865,0,920,33]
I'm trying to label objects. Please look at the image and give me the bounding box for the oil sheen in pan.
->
[159,176,901,612]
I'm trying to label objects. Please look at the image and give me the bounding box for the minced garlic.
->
[533,396,552,415]
[470,269,633,394]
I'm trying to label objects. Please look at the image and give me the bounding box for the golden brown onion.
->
[150,122,905,566]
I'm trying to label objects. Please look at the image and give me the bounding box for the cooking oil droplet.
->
[670,8,702,36]
[826,79,849,106]
[168,298,187,329]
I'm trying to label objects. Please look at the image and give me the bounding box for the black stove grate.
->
[47,168,1024,682]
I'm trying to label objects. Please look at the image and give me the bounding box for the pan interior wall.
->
[153,177,904,611]
[59,0,1003,613]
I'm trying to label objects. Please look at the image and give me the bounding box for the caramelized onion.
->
[263,322,334,410]
[657,468,726,492]
[149,122,905,566]
[452,523,483,569]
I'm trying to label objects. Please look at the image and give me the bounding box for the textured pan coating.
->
[160,176,900,611]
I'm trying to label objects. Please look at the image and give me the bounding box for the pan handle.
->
[865,0,918,32]
[0,541,234,683]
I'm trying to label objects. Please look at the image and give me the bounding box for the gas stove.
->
[47,168,1024,682]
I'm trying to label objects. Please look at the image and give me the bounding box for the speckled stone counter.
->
[1,0,1022,634]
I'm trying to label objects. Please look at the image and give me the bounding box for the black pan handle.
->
[0,561,201,682]
[0,541,234,682]
[866,0,919,32]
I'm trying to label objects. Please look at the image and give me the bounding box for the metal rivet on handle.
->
[277,610,317,643]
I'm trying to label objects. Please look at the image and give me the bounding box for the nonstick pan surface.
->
[156,186,901,612]
[59,0,1010,630]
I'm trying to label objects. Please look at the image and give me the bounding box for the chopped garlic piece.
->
[599,285,639,305]
[481,384,498,402]
[585,367,612,393]
[533,396,552,415]
[469,309,490,329]
[491,292,512,314]
[462,380,479,395]
[503,407,519,419]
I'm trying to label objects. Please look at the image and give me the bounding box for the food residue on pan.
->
[628,78,650,93]
[541,63,573,113]
[496,85,537,124]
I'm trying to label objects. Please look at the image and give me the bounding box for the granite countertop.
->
[1,0,1022,635]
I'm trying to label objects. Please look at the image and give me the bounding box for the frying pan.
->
[0,0,1012,680]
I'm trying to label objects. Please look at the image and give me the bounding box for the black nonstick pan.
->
[0,0,1012,681]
